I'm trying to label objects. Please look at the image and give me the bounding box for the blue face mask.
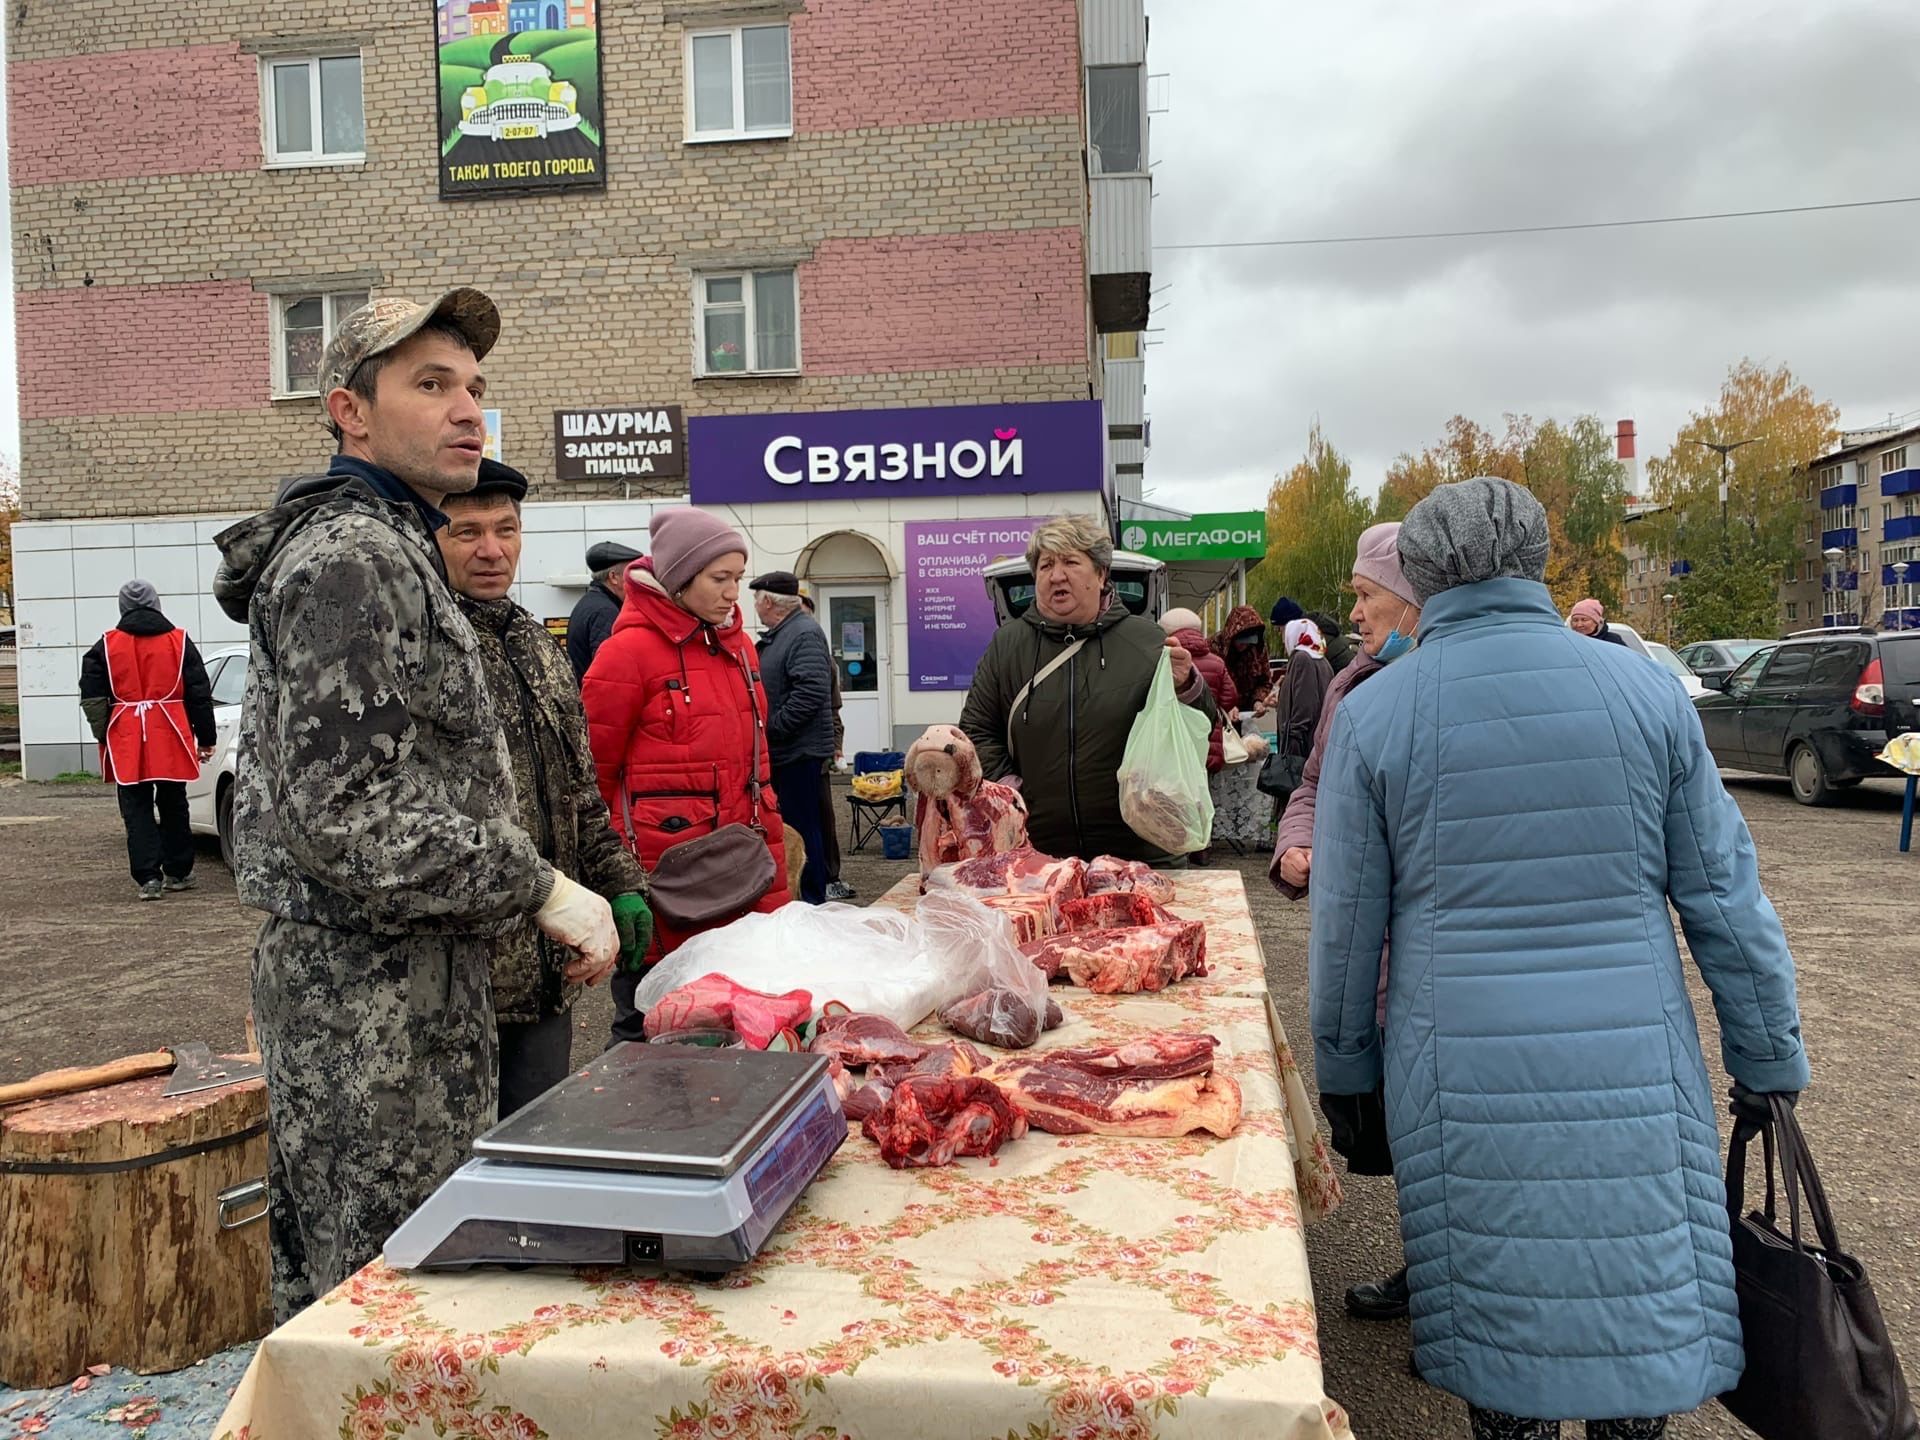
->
[1374,603,1417,663]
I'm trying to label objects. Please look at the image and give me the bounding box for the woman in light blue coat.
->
[1309,478,1809,1439]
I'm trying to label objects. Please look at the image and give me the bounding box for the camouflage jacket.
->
[213,477,552,935]
[460,594,648,1023]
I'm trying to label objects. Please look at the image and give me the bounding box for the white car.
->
[1645,641,1712,700]
[186,645,248,866]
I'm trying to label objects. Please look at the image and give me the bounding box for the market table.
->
[215,872,1351,1440]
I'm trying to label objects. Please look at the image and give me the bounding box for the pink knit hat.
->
[649,507,748,594]
[1351,522,1417,606]
[1570,598,1605,627]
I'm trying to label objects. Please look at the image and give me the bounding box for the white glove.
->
[534,871,618,982]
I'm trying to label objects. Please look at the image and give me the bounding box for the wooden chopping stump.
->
[0,1063,271,1388]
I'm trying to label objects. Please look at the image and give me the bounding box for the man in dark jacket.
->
[438,461,654,1116]
[960,515,1217,863]
[753,571,835,904]
[78,580,219,899]
[568,540,640,682]
[800,592,855,901]
[212,290,618,1321]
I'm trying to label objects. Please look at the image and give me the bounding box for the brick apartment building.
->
[1807,423,1920,631]
[7,0,1157,777]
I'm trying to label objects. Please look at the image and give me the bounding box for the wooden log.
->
[0,1062,271,1388]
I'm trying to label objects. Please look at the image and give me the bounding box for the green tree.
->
[1521,415,1630,611]
[1247,423,1374,621]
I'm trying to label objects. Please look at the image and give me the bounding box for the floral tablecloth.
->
[215,873,1350,1440]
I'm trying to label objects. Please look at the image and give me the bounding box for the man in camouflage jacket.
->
[213,291,618,1321]
[438,461,652,1116]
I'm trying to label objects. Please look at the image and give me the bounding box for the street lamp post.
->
[1824,545,1846,627]
[1688,435,1765,559]
[1661,591,1676,644]
[1896,561,1911,632]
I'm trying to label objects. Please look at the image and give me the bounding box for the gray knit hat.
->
[1396,477,1550,604]
[117,579,160,615]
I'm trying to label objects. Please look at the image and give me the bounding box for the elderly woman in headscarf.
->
[1272,618,1333,764]
[1214,604,1272,713]
[1309,477,1808,1439]
[1569,596,1629,646]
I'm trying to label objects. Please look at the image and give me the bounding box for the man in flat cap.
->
[751,570,835,905]
[569,539,641,683]
[438,460,653,1115]
[213,291,618,1321]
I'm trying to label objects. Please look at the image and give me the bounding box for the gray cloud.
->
[1140,0,1920,513]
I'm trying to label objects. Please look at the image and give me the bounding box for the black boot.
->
[1344,1265,1410,1320]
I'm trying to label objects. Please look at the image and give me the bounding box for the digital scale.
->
[384,1042,845,1276]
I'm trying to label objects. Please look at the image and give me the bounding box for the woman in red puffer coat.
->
[583,507,788,1041]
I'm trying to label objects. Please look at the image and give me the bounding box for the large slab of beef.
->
[810,1012,929,1068]
[1021,920,1209,991]
[905,725,1030,873]
[979,1033,1242,1138]
[980,893,1058,944]
[1084,856,1177,905]
[1057,890,1170,934]
[950,847,1087,903]
[860,1074,1030,1168]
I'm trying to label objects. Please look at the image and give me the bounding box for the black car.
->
[1694,629,1920,803]
[1675,638,1771,690]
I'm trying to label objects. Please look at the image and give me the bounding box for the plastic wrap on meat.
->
[1057,890,1170,934]
[810,1012,930,1068]
[906,725,1030,873]
[643,976,815,1049]
[860,1075,1030,1168]
[1084,856,1178,904]
[1023,921,1208,992]
[979,1034,1241,1138]
[938,986,1051,1049]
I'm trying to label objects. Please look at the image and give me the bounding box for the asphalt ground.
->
[1,769,1913,1438]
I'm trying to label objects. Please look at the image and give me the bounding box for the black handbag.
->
[1720,1094,1918,1440]
[1257,748,1306,800]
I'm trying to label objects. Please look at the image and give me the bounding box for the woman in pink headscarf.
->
[1569,597,1628,646]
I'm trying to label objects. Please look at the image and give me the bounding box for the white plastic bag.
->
[919,889,1057,1049]
[1116,651,1215,854]
[631,903,960,1031]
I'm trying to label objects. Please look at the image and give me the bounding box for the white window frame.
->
[271,290,371,399]
[1086,63,1148,176]
[1884,446,1910,475]
[692,268,800,378]
[683,24,793,144]
[262,53,366,168]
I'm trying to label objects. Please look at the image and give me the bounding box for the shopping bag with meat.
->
[905,725,1029,873]
[1115,654,1214,856]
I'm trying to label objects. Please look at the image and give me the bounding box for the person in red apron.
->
[77,580,219,899]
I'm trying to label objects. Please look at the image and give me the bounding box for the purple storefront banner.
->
[687,400,1104,505]
[905,518,1043,691]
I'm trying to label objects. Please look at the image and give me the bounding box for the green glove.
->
[610,891,655,974]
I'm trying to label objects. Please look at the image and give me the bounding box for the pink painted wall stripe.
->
[800,229,1087,376]
[19,281,269,418]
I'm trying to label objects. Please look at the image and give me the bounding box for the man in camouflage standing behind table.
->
[213,289,619,1321]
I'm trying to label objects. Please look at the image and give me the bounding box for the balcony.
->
[1883,564,1919,587]
[1884,515,1920,543]
[1669,559,1691,576]
[1823,570,1860,593]
[1103,356,1144,437]
[1881,467,1920,498]
[1884,608,1920,630]
[1824,610,1860,627]
[1090,175,1152,332]
[1082,0,1147,65]
[1822,527,1859,550]
[1820,483,1858,510]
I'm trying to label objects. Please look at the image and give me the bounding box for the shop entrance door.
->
[816,587,890,761]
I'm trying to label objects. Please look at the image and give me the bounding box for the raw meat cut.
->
[1084,856,1177,904]
[1058,890,1170,934]
[980,893,1058,945]
[841,1079,892,1123]
[643,976,814,1049]
[905,725,1029,873]
[938,987,1066,1050]
[860,1075,1030,1168]
[1022,921,1209,991]
[810,1012,929,1068]
[950,847,1086,902]
[873,1040,987,1086]
[979,1034,1241,1138]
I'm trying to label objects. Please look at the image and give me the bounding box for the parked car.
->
[1646,641,1712,700]
[1692,630,1920,804]
[1675,638,1771,690]
[186,645,248,866]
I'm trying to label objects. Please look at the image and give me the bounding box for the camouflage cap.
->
[320,287,501,396]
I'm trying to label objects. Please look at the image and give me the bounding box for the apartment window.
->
[686,24,792,141]
[273,290,370,397]
[1087,65,1144,174]
[1786,602,1799,622]
[1803,559,1816,582]
[1804,520,1816,543]
[695,269,798,376]
[264,54,365,165]
[1104,330,1142,360]
[1884,446,1910,474]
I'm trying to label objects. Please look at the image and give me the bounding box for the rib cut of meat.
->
[1023,920,1209,991]
[1084,856,1177,904]
[1058,890,1170,934]
[939,987,1065,1050]
[906,725,1030,873]
[860,1075,1030,1168]
[979,1035,1241,1138]
[810,1013,929,1068]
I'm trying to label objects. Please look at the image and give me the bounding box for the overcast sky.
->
[3,3,1916,504]
[1140,0,1920,515]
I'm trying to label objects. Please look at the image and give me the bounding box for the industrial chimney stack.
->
[1616,419,1639,501]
